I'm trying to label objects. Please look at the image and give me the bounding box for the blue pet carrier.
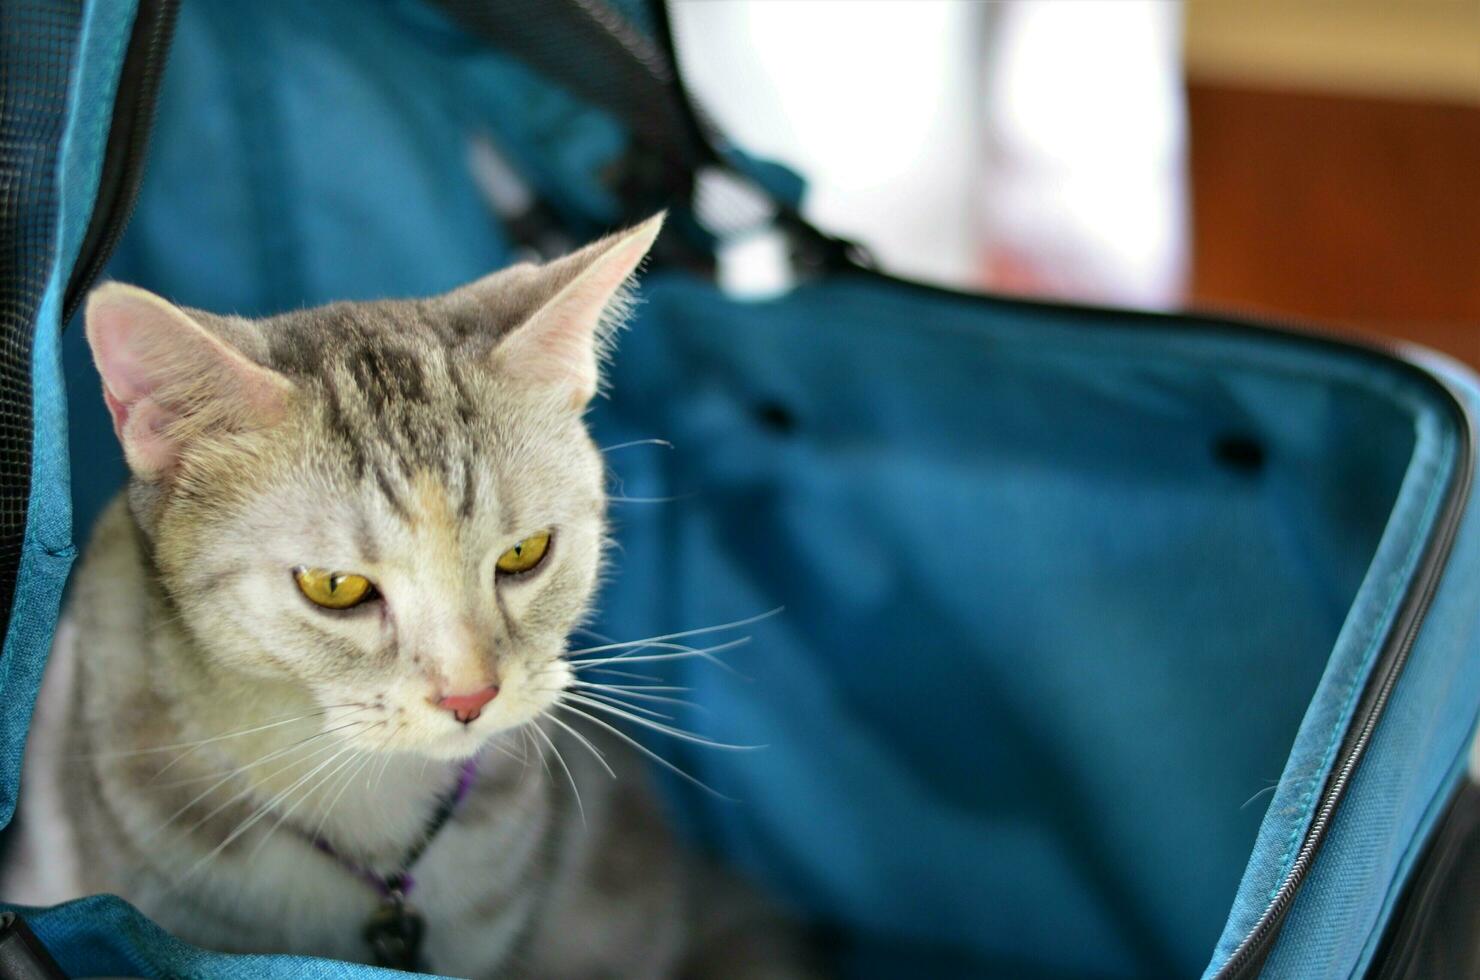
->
[2,2,1479,977]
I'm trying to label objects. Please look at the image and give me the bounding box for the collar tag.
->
[364,891,425,972]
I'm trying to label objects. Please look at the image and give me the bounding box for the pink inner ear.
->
[90,299,168,440]
[85,283,293,478]
[502,216,663,403]
[101,386,130,441]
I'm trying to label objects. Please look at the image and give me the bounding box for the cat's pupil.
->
[513,544,522,556]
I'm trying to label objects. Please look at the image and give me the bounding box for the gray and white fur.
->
[2,215,814,978]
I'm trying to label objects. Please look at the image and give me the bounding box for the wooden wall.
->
[1184,0,1480,365]
[1187,84,1480,365]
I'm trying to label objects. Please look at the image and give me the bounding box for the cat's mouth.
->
[323,663,568,759]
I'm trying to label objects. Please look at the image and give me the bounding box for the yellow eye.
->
[294,568,376,609]
[496,531,551,575]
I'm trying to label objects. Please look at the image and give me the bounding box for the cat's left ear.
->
[481,212,664,408]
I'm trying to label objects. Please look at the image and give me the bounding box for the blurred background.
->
[672,0,1480,361]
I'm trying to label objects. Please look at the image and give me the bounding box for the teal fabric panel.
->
[1252,351,1480,979]
[0,0,137,830]
[591,275,1432,978]
[17,895,419,979]
[1207,359,1465,974]
[14,0,1480,976]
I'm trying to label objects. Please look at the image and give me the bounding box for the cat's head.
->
[84,215,663,759]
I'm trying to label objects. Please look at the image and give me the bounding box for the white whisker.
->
[599,438,673,454]
[1239,766,1323,811]
[490,738,529,766]
[370,724,406,792]
[88,706,358,760]
[149,714,372,789]
[309,748,378,845]
[564,609,781,657]
[150,705,374,782]
[559,694,760,751]
[553,704,733,801]
[608,493,695,505]
[513,728,532,768]
[246,736,378,864]
[178,741,363,886]
[573,685,706,715]
[573,681,690,693]
[523,726,553,784]
[573,638,744,661]
[309,723,400,845]
[170,729,362,841]
[582,667,665,683]
[574,689,673,721]
[529,720,586,827]
[572,637,751,675]
[542,711,616,779]
[145,721,368,840]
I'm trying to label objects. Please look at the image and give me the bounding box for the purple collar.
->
[309,755,479,899]
[305,756,479,970]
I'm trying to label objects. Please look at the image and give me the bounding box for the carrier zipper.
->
[1216,406,1470,977]
[61,0,181,326]
[1194,308,1474,980]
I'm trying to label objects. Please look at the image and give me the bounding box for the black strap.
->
[430,0,713,217]
[62,0,182,325]
[429,0,868,274]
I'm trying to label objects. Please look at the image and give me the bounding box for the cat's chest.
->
[143,768,556,972]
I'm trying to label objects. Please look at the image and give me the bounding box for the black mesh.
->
[429,0,716,238]
[432,0,704,173]
[0,1,82,632]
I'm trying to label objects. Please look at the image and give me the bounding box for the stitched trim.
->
[648,276,1448,422]
[1265,435,1452,902]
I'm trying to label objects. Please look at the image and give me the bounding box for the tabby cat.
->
[2,215,812,978]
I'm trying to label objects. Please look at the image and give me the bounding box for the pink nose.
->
[436,686,499,724]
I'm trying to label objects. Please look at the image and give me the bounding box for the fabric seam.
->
[1266,430,1452,902]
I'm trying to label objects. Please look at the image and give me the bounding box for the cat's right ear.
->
[84,283,295,479]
